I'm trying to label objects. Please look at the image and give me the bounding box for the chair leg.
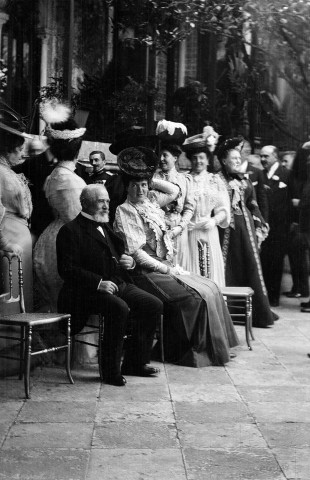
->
[159,314,164,363]
[245,297,252,351]
[19,326,25,380]
[24,325,32,399]
[98,314,104,382]
[248,297,255,340]
[66,318,74,385]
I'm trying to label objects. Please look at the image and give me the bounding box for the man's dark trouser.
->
[58,284,162,377]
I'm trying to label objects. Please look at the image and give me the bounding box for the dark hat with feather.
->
[117,146,159,179]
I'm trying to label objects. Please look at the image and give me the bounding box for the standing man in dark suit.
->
[56,184,162,386]
[240,140,269,221]
[259,145,290,307]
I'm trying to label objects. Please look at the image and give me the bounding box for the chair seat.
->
[221,287,254,297]
[0,312,70,327]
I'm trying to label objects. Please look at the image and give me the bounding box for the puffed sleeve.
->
[114,202,169,274]
[213,175,231,228]
[45,172,86,223]
[149,178,180,208]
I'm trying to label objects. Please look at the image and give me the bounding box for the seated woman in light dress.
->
[181,128,230,286]
[34,108,86,311]
[114,146,239,368]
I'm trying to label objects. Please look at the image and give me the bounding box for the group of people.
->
[1,104,309,384]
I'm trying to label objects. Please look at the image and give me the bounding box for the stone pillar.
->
[0,11,9,55]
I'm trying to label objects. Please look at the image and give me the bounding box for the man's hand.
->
[98,280,119,295]
[119,254,135,270]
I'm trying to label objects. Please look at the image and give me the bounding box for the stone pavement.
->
[0,282,310,479]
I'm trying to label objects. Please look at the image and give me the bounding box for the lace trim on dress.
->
[129,199,174,261]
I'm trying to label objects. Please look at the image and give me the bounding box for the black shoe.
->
[300,301,310,308]
[122,364,160,377]
[301,306,310,313]
[283,291,302,298]
[103,374,127,386]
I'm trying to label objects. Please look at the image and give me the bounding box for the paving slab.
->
[169,384,242,403]
[0,377,27,401]
[238,385,310,403]
[165,364,232,384]
[227,368,298,386]
[99,382,169,402]
[272,447,310,480]
[183,447,286,480]
[29,380,100,402]
[0,401,23,424]
[93,421,178,449]
[0,448,89,480]
[3,422,94,449]
[86,448,187,480]
[259,423,310,449]
[17,400,97,423]
[178,422,268,449]
[95,400,174,423]
[174,401,254,424]
[248,402,310,423]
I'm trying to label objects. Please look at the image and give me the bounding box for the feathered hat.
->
[0,101,34,139]
[117,146,159,178]
[182,126,219,155]
[40,99,86,140]
[109,126,159,155]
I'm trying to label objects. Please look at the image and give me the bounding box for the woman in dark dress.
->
[114,146,239,367]
[216,138,275,328]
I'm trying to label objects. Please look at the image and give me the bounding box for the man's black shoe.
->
[283,291,302,298]
[301,301,310,308]
[301,306,310,313]
[122,364,160,377]
[103,374,127,386]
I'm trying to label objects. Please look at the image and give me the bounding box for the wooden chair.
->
[73,313,164,380]
[0,251,74,399]
[198,240,255,350]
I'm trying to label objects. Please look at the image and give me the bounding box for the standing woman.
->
[34,105,86,311]
[0,117,34,311]
[181,130,230,286]
[216,138,275,328]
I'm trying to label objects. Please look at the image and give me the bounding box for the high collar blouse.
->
[0,156,33,221]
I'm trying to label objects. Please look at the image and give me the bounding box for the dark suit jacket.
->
[56,213,132,334]
[57,213,131,294]
[262,164,290,237]
[246,165,269,222]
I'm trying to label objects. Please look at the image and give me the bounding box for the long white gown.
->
[33,161,86,311]
[184,170,230,286]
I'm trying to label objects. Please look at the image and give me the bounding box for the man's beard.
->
[93,212,109,223]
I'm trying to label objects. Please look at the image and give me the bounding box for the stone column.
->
[0,11,9,55]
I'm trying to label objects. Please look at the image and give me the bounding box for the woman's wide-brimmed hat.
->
[156,120,187,145]
[117,146,159,178]
[182,126,219,155]
[40,99,86,140]
[0,104,33,139]
[109,126,159,155]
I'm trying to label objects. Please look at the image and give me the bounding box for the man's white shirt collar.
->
[267,162,279,179]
